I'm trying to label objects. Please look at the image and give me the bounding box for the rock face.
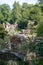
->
[5,22,15,35]
[10,34,27,52]
[3,22,18,36]
[10,34,26,43]
[0,49,24,61]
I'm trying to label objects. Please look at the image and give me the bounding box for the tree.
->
[0,4,11,23]
[38,0,43,3]
[22,3,30,21]
[22,3,29,9]
[12,2,29,29]
[17,3,30,29]
[29,6,42,25]
[37,18,43,35]
[22,3,33,9]
[0,12,4,23]
[12,2,22,23]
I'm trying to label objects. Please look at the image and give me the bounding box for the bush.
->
[37,19,43,35]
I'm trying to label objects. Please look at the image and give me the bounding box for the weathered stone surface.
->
[10,34,26,43]
[0,49,24,61]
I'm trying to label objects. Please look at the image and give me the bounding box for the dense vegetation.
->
[0,2,43,35]
[0,1,43,30]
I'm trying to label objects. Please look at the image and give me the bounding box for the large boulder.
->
[10,34,26,44]
[10,34,27,52]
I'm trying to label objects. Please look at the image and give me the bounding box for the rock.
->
[10,34,26,44]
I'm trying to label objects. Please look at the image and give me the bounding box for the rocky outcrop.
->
[10,34,27,44]
[0,49,24,61]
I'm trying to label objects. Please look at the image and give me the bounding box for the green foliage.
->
[0,4,11,23]
[37,18,43,35]
[0,3,43,29]
[12,2,22,23]
[0,24,7,39]
[36,41,43,56]
[38,0,43,3]
[0,12,4,23]
[0,60,7,65]
[12,2,30,29]
[29,6,42,24]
